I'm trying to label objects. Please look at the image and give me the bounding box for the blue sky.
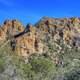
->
[0,0,80,25]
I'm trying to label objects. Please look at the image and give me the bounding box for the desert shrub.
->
[64,68,80,80]
[0,58,5,73]
[29,57,56,80]
[19,63,36,80]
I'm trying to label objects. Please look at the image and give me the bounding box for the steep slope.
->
[0,17,80,80]
[0,17,80,58]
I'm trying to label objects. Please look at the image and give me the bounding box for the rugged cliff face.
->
[0,17,80,58]
[0,20,24,41]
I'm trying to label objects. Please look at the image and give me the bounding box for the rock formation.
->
[0,17,80,58]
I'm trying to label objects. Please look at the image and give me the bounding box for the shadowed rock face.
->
[0,17,80,58]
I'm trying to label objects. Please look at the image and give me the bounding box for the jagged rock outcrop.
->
[0,17,80,58]
[36,17,80,45]
[0,20,24,41]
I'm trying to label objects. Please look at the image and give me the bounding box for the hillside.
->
[0,17,80,80]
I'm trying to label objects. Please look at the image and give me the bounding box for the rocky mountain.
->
[0,17,80,58]
[0,17,80,80]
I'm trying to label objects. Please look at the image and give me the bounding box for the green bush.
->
[30,57,56,79]
[64,68,80,80]
[31,58,54,72]
[0,59,5,73]
[20,63,36,79]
